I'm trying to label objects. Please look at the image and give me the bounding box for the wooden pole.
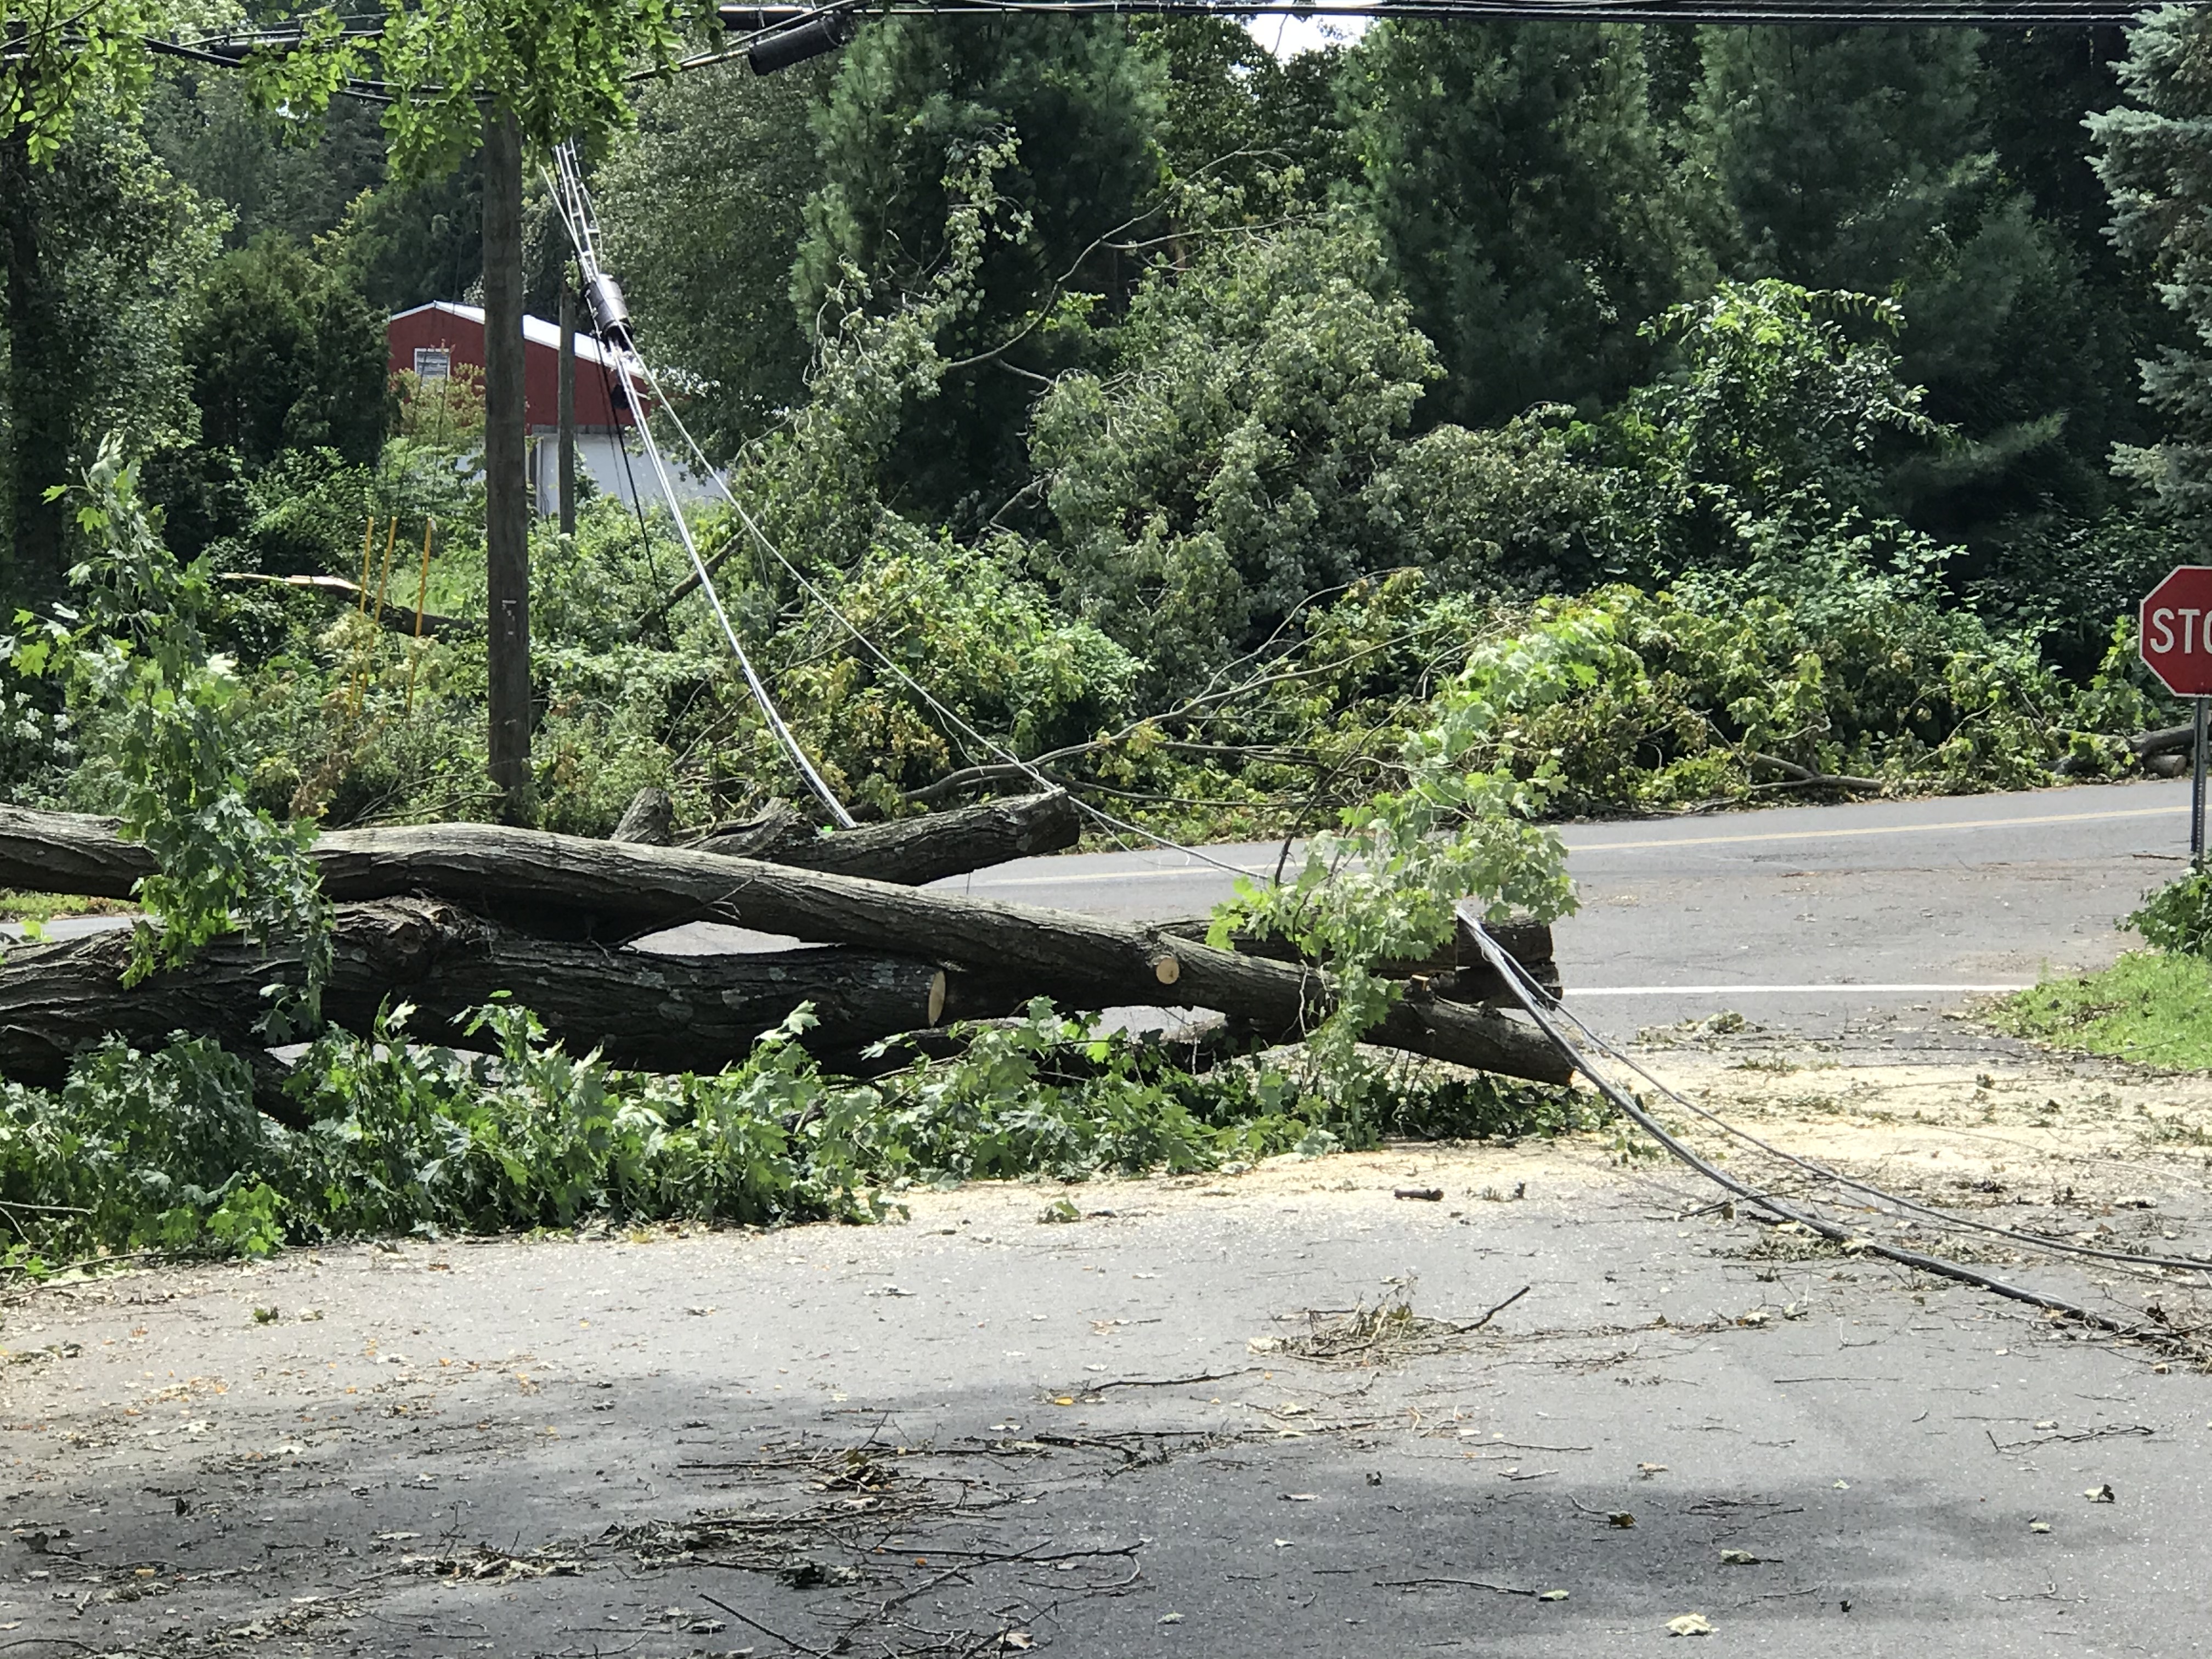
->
[557,275,578,537]
[370,515,399,629]
[482,106,532,822]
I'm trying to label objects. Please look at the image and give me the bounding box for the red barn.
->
[387,302,723,514]
[386,301,637,431]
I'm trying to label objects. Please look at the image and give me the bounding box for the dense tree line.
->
[11,8,2212,833]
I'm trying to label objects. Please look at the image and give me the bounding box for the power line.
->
[629,335,1265,878]
[543,143,858,829]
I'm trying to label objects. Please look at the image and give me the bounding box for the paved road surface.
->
[7,1150,2207,1658]
[935,777,2198,1037]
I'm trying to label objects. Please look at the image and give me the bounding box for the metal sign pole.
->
[2195,696,2208,868]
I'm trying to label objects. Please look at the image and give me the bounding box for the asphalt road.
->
[929,776,2201,1039]
[7,1149,2207,1659]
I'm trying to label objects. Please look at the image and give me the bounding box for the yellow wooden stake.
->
[356,516,377,612]
[371,515,400,628]
[405,517,435,715]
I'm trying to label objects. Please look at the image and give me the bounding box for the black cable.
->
[1465,923,2191,1350]
[590,345,672,613]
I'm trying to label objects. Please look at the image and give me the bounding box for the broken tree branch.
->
[0,898,952,1086]
[0,805,1571,1084]
[693,789,1081,884]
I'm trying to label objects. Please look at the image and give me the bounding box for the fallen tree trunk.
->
[307,825,1571,1082]
[693,789,1081,885]
[0,806,1570,1083]
[219,572,477,639]
[2131,724,2196,760]
[0,899,950,1088]
[0,789,1081,910]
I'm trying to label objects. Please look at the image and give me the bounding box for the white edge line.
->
[1564,983,2032,996]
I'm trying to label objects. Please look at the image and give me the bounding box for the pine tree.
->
[2092,5,2212,516]
[1350,21,1697,429]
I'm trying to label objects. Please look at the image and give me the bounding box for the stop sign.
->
[2141,567,2212,696]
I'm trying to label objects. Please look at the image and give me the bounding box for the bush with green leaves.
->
[10,441,329,1011]
[0,997,1591,1273]
[2129,868,2212,958]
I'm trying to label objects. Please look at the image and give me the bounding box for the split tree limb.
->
[0,803,1570,1084]
[0,898,949,1087]
[692,789,1080,884]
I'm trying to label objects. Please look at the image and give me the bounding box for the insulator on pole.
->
[748,9,856,74]
[584,272,632,346]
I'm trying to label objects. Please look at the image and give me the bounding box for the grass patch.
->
[1988,951,2212,1070]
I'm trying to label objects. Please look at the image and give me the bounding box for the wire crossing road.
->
[938,777,2197,1037]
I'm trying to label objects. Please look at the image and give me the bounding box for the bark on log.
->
[1447,909,1562,1005]
[0,805,1568,1082]
[0,898,949,1088]
[2131,724,2196,759]
[693,789,1081,885]
[611,787,676,846]
[0,789,1081,910]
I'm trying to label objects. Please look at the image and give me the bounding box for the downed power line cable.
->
[1463,921,2183,1349]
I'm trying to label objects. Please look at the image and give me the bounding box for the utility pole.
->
[482,107,531,821]
[557,271,578,537]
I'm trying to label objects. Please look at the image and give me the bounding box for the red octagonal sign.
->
[2141,567,2212,696]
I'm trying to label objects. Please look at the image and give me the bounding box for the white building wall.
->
[528,429,726,518]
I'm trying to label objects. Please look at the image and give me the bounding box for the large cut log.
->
[0,899,949,1088]
[692,789,1081,885]
[306,826,1570,1082]
[0,805,1568,1082]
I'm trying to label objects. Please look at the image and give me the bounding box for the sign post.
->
[2137,567,2212,865]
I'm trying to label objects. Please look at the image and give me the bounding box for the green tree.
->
[3,0,206,606]
[1143,17,1356,196]
[2092,4,2212,516]
[182,233,387,470]
[1350,21,1697,428]
[1032,213,1437,687]
[2,116,221,605]
[595,58,830,460]
[796,15,1166,523]
[145,67,388,249]
[1691,25,2133,537]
